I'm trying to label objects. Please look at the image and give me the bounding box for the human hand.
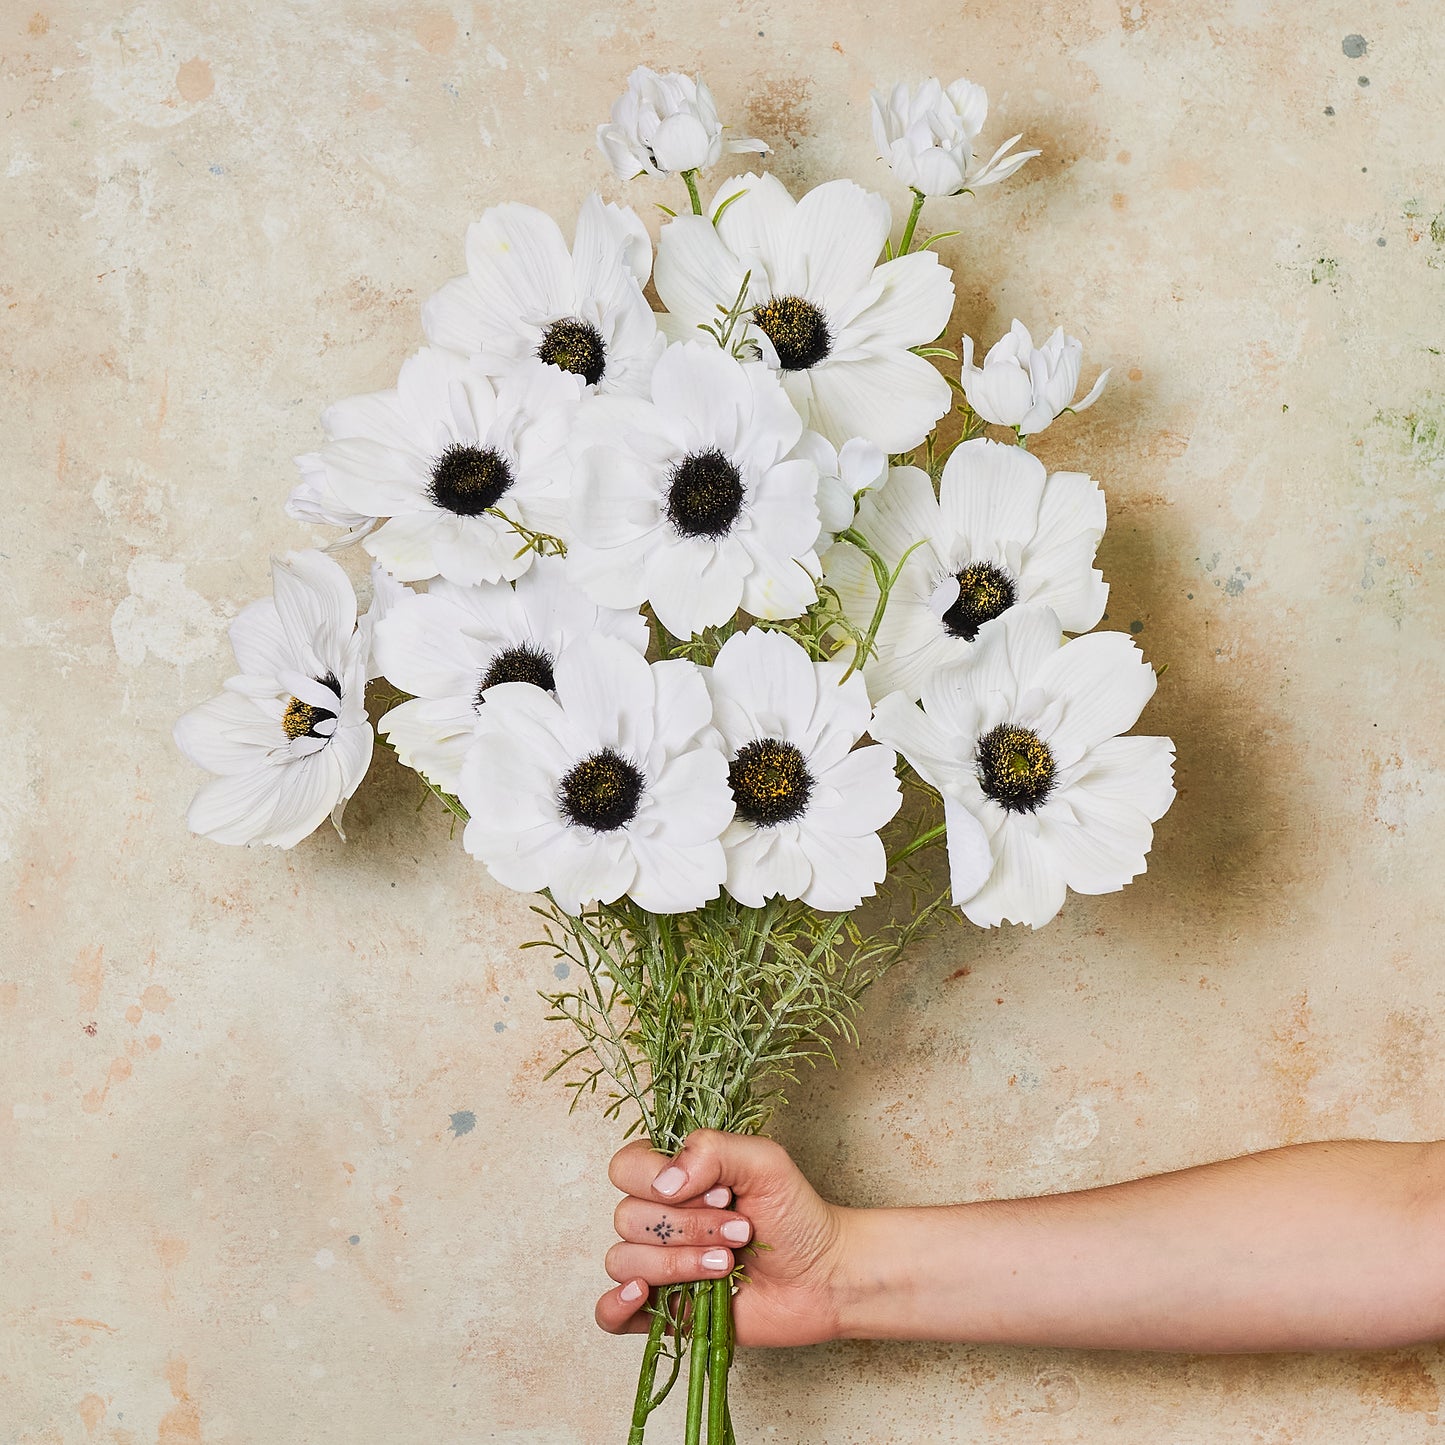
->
[595,1128,850,1347]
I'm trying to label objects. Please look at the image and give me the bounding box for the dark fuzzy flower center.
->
[752,295,831,370]
[728,738,813,827]
[475,643,556,706]
[665,448,745,538]
[976,724,1056,813]
[559,748,644,832]
[942,562,1017,642]
[429,444,513,517]
[537,317,607,386]
[282,673,340,741]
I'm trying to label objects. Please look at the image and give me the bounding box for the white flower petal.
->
[627,835,726,914]
[804,350,951,452]
[921,606,1061,725]
[713,172,798,290]
[837,251,954,351]
[1030,630,1157,762]
[1038,788,1156,896]
[174,693,278,775]
[654,216,751,330]
[960,815,1067,928]
[795,829,887,911]
[1065,735,1176,821]
[790,179,891,315]
[938,438,1048,551]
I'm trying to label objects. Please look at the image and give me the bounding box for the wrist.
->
[829,1206,915,1341]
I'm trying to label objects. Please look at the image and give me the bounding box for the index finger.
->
[608,1139,730,1208]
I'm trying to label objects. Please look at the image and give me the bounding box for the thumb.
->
[647,1128,795,1203]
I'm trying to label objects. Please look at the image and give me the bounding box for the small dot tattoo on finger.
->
[647,1217,676,1242]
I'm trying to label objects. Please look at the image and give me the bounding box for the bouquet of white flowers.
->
[175,65,1174,1443]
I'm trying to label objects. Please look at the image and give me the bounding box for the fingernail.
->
[721,1219,751,1244]
[620,1279,645,1303]
[653,1166,686,1197]
[701,1248,730,1271]
[703,1187,731,1209]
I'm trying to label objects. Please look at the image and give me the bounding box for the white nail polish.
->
[704,1186,731,1208]
[721,1219,750,1244]
[653,1166,686,1197]
[701,1248,730,1270]
[620,1279,645,1303]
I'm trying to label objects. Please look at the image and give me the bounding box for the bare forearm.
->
[837,1140,1445,1351]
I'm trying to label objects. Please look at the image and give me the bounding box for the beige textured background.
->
[4,0,1445,1440]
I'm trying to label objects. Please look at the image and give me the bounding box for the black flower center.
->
[475,643,556,706]
[537,317,607,387]
[665,448,745,538]
[976,724,1056,813]
[942,562,1017,642]
[429,444,513,517]
[559,748,644,832]
[752,295,831,370]
[282,673,340,741]
[728,738,813,827]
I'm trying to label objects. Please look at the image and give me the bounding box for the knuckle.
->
[612,1198,630,1237]
[608,1139,651,1189]
[603,1243,627,1279]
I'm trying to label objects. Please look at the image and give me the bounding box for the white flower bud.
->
[870,78,1039,196]
[597,67,768,181]
[960,321,1110,437]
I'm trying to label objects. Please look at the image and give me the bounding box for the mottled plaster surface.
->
[4,1,1445,1441]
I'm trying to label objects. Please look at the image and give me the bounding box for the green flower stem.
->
[888,822,948,870]
[835,528,927,683]
[629,1298,671,1445]
[682,170,704,216]
[684,1280,712,1445]
[707,1278,732,1441]
[898,188,926,255]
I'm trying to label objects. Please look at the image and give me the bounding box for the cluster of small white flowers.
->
[176,65,1172,930]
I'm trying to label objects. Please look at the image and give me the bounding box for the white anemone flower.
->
[598,66,768,180]
[459,637,734,915]
[287,453,378,549]
[961,321,1110,437]
[568,340,821,636]
[822,440,1108,702]
[174,551,373,848]
[372,558,648,794]
[653,173,954,452]
[871,606,1175,929]
[705,629,901,911]
[871,78,1039,196]
[423,192,663,399]
[788,430,888,546]
[290,347,581,588]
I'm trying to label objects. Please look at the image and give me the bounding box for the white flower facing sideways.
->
[823,438,1108,702]
[788,429,888,546]
[567,340,821,636]
[706,629,902,911]
[598,66,768,181]
[459,638,734,915]
[871,606,1175,929]
[871,78,1040,196]
[174,551,373,847]
[289,347,580,587]
[961,320,1110,437]
[372,558,648,794]
[653,173,954,451]
[423,192,663,399]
